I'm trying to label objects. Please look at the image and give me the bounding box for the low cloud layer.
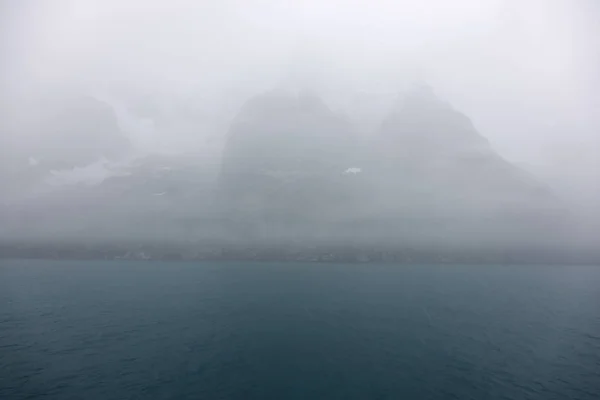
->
[0,0,598,256]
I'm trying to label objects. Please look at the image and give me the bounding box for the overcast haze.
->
[0,0,599,255]
[2,0,598,160]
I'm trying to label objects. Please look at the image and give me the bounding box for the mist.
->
[1,0,598,261]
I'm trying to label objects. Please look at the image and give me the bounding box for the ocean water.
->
[1,260,599,400]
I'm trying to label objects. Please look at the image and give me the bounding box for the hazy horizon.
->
[1,0,598,254]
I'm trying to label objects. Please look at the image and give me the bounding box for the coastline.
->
[1,241,597,265]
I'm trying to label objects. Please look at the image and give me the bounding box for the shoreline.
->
[1,242,598,265]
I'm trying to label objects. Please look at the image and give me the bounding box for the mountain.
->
[0,153,220,243]
[1,95,131,199]
[0,85,573,256]
[366,83,564,246]
[218,90,364,238]
[14,95,130,168]
[213,84,565,247]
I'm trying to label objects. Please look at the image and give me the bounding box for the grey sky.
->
[1,0,598,165]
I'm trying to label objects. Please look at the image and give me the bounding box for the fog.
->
[0,0,598,260]
[2,0,598,146]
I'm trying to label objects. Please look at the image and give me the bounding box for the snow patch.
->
[46,158,132,186]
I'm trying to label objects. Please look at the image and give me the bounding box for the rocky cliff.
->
[218,90,364,236]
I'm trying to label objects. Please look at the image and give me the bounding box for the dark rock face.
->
[0,95,131,199]
[222,91,357,176]
[23,96,131,169]
[0,153,221,243]
[219,90,362,227]
[375,83,547,201]
[215,85,564,246]
[379,83,490,156]
[369,83,563,244]
[0,84,571,254]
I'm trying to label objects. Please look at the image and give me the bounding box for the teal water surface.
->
[1,260,599,399]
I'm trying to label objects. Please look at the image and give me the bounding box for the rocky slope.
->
[364,83,564,246]
[0,84,570,254]
[218,90,365,240]
[1,95,131,199]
